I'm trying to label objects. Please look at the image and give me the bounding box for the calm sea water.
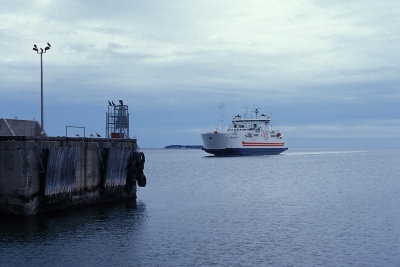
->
[1,148,400,266]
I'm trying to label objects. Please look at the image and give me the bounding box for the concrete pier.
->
[0,136,146,216]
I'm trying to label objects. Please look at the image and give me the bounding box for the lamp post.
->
[33,43,51,133]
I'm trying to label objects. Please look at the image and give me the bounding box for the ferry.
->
[201,109,288,156]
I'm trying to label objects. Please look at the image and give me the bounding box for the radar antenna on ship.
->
[253,108,260,118]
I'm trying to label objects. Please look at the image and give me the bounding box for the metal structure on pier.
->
[106,100,129,138]
[32,42,51,134]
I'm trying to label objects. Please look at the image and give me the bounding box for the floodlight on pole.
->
[32,43,51,134]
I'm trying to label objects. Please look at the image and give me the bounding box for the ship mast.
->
[219,102,224,132]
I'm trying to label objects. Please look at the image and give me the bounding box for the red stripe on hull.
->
[242,141,285,147]
[243,145,283,147]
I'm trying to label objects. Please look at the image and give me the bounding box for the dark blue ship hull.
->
[202,147,288,156]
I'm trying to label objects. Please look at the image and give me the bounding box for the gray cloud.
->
[1,0,399,147]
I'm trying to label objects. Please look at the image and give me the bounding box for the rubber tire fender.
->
[137,172,147,187]
[140,152,145,163]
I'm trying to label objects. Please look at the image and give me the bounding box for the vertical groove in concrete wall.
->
[104,147,131,187]
[45,147,79,195]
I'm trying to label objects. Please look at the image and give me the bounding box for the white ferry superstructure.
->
[201,110,288,156]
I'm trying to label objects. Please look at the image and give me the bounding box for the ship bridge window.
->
[239,125,244,128]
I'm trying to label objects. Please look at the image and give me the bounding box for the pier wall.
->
[0,137,145,216]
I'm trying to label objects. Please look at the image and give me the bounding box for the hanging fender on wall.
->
[134,152,145,172]
[137,172,146,187]
[131,151,146,187]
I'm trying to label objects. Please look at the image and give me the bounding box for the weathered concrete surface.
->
[0,119,41,136]
[0,136,146,216]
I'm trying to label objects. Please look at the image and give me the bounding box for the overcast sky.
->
[1,0,399,148]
